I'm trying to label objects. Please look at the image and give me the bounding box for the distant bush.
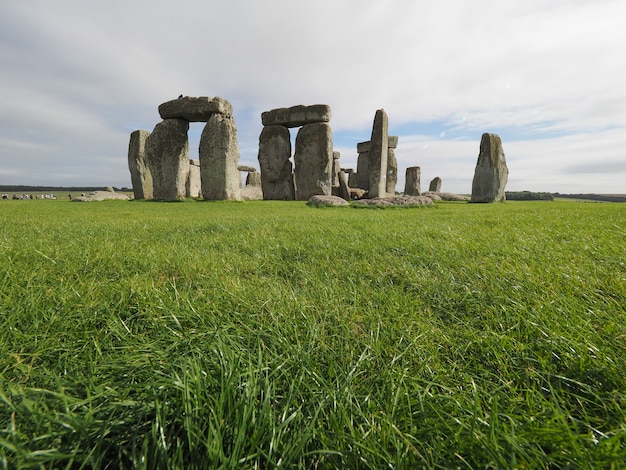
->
[505,191,554,201]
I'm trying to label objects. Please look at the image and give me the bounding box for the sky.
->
[1,0,625,194]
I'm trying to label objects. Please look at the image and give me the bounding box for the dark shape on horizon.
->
[178,94,183,99]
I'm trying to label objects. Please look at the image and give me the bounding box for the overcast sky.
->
[1,0,625,194]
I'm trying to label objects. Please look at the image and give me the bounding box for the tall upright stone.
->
[355,141,370,190]
[332,151,341,187]
[471,133,509,203]
[200,113,241,200]
[337,170,351,201]
[429,177,442,192]
[145,119,190,200]
[128,130,153,199]
[367,109,389,198]
[187,159,201,198]
[258,125,295,200]
[245,171,261,187]
[348,171,358,188]
[294,122,333,200]
[386,148,398,195]
[404,166,421,196]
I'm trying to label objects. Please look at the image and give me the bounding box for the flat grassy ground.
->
[1,199,625,468]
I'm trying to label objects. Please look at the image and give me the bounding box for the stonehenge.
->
[128,96,242,201]
[128,96,509,205]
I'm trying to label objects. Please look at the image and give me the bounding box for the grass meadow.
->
[1,198,625,468]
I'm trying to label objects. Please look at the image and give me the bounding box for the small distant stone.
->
[352,195,433,207]
[307,195,349,206]
[240,186,263,200]
[72,191,129,202]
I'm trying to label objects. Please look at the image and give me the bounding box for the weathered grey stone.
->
[357,141,370,153]
[258,125,295,200]
[429,177,442,192]
[237,165,257,173]
[404,166,421,196]
[358,136,397,152]
[352,195,433,207]
[386,148,398,194]
[240,186,263,200]
[158,96,232,122]
[332,151,341,187]
[245,171,261,187]
[307,195,349,207]
[199,114,241,200]
[145,119,190,200]
[262,104,331,128]
[356,152,369,190]
[422,191,442,201]
[71,190,130,202]
[438,192,469,201]
[294,122,333,200]
[187,159,201,198]
[471,133,509,203]
[128,130,153,199]
[348,171,358,188]
[367,109,389,198]
[338,170,351,201]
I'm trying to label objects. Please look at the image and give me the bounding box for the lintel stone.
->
[262,104,331,128]
[158,96,233,122]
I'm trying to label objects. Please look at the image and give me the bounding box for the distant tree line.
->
[505,191,555,201]
[554,193,626,203]
[0,185,131,192]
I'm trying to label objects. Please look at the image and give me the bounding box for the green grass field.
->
[1,199,625,468]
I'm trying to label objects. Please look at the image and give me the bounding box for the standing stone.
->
[348,171,358,188]
[368,109,389,198]
[429,177,442,192]
[158,96,233,122]
[187,159,201,198]
[471,133,509,203]
[337,170,351,201]
[258,125,295,200]
[245,171,261,187]
[145,119,190,200]
[404,166,421,196]
[332,151,341,187]
[386,148,398,195]
[128,130,153,199]
[294,122,333,200]
[356,151,369,190]
[199,113,241,200]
